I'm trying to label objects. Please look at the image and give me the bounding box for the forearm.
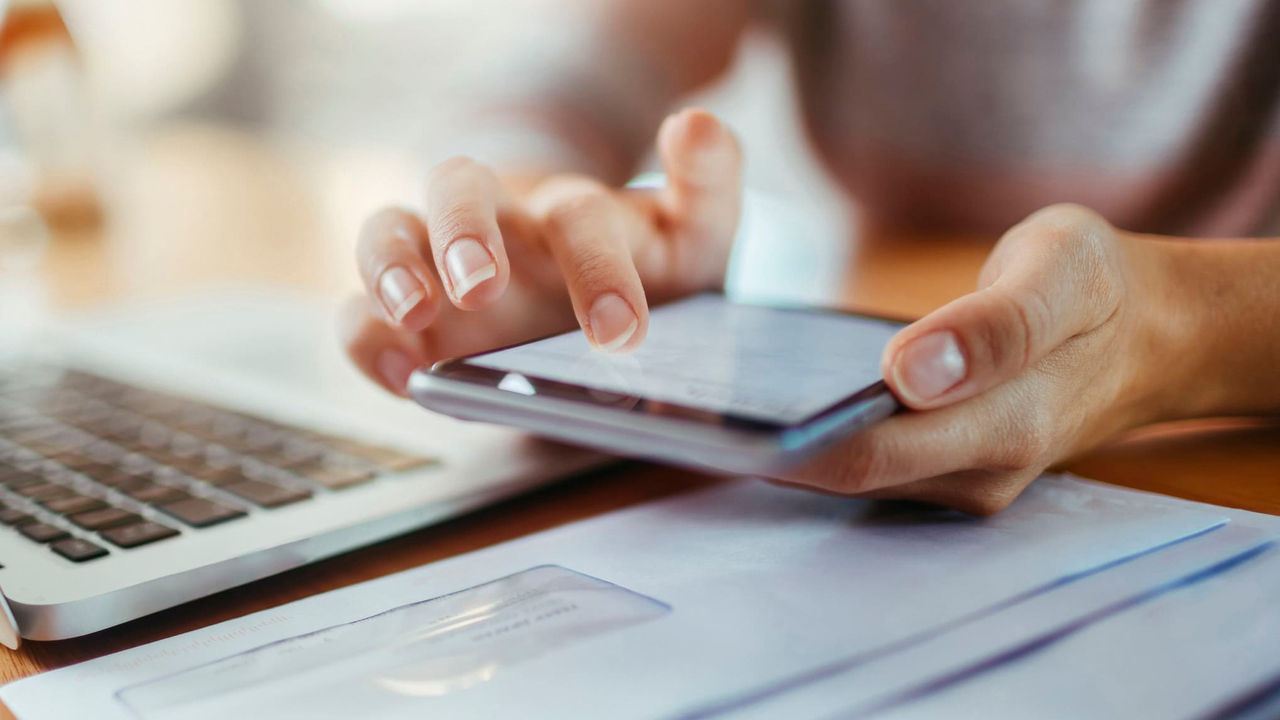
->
[1152,237,1280,420]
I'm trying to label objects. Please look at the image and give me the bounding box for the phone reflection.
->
[570,351,644,411]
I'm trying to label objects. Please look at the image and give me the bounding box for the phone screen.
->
[464,294,903,425]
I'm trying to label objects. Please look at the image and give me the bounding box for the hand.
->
[778,204,1189,515]
[339,109,743,396]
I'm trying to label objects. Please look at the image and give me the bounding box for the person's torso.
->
[766,0,1280,236]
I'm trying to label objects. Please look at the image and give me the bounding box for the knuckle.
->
[1034,209,1114,275]
[1026,202,1106,232]
[426,155,476,186]
[1064,226,1124,314]
[973,469,1042,516]
[966,286,1055,378]
[1000,403,1056,469]
[993,205,1123,343]
[357,250,383,286]
[432,202,488,245]
[357,207,423,280]
[549,194,607,232]
[541,181,613,231]
[361,206,407,235]
[964,291,1040,376]
[560,246,618,290]
[1004,286,1053,368]
[1004,203,1106,259]
[357,207,409,252]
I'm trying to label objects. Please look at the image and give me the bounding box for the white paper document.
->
[717,523,1275,720]
[869,540,1280,720]
[2,475,1274,720]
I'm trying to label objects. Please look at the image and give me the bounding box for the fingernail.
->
[376,350,416,395]
[444,237,496,299]
[588,293,638,352]
[378,266,427,323]
[893,331,966,403]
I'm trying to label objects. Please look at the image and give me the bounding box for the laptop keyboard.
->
[0,365,437,563]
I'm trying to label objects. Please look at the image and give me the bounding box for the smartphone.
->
[409,293,907,476]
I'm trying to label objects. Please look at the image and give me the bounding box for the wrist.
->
[1119,236,1206,426]
[1130,236,1280,423]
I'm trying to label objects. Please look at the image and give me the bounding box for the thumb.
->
[656,108,743,245]
[882,204,1121,409]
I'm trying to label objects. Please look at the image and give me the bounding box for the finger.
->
[765,468,1034,517]
[856,468,1041,517]
[768,465,1037,516]
[882,203,1120,409]
[527,175,649,352]
[423,157,511,310]
[780,401,994,496]
[780,366,1056,496]
[656,108,743,261]
[337,296,429,397]
[356,208,443,332]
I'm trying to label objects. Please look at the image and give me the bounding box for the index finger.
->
[423,157,512,310]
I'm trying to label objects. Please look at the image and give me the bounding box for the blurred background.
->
[0,0,853,331]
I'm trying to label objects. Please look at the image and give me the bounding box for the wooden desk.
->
[3,124,1278,700]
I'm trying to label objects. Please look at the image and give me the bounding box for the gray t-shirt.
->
[765,0,1280,236]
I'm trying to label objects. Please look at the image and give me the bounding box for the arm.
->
[1157,239,1280,420]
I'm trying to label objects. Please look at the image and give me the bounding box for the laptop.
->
[0,288,602,647]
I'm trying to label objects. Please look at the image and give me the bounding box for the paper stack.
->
[4,474,1279,720]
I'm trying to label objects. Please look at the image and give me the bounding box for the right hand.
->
[339,108,744,397]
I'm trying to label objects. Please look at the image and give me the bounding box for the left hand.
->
[777,203,1190,515]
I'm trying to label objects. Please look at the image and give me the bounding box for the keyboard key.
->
[0,464,30,482]
[7,425,56,445]
[298,465,375,490]
[20,522,69,543]
[69,506,142,530]
[320,437,436,471]
[0,508,33,526]
[221,479,311,508]
[51,537,108,562]
[190,465,252,486]
[135,445,178,467]
[94,469,149,488]
[132,484,189,502]
[42,494,108,515]
[122,482,189,505]
[102,416,144,441]
[135,423,173,449]
[261,441,325,469]
[52,454,98,471]
[1,471,44,491]
[371,452,437,472]
[158,497,245,527]
[26,432,84,458]
[163,454,217,475]
[73,460,128,480]
[16,482,73,501]
[101,520,179,548]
